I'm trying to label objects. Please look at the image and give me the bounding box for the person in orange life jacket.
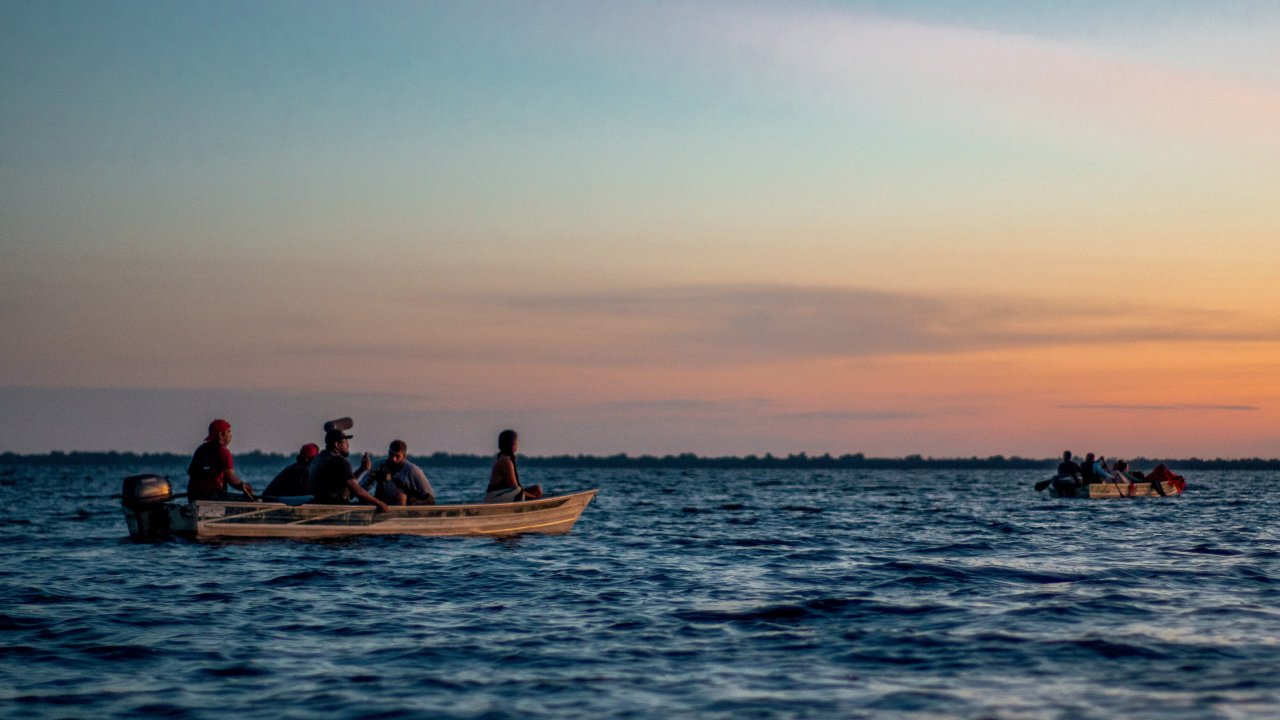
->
[485,429,542,503]
[263,443,320,499]
[309,428,387,512]
[187,419,254,501]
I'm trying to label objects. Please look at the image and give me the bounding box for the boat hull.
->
[124,490,598,540]
[1049,481,1184,499]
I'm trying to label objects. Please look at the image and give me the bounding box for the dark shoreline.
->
[4,450,1279,471]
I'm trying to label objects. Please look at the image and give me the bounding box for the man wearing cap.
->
[309,427,388,511]
[262,443,320,499]
[187,419,254,501]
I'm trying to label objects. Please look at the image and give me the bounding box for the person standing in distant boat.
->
[263,443,320,499]
[485,429,542,503]
[187,419,254,501]
[309,427,387,512]
[361,439,436,506]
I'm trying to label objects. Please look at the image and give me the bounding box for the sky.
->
[3,0,1280,457]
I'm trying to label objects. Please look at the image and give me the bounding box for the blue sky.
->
[3,1,1279,456]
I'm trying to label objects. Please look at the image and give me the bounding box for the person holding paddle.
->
[1049,450,1083,495]
[187,419,255,501]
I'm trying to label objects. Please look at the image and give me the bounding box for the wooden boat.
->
[122,475,597,540]
[1047,478,1185,499]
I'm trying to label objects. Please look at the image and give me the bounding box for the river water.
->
[2,462,1278,719]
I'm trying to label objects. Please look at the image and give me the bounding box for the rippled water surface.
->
[3,462,1279,719]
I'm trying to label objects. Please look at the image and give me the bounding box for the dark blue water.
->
[2,462,1278,719]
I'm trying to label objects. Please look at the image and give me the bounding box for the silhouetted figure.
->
[263,443,319,499]
[1051,450,1083,495]
[310,426,387,512]
[485,429,543,503]
[187,419,254,501]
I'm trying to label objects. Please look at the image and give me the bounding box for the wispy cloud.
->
[588,398,772,414]
[777,410,924,422]
[482,283,1280,366]
[1059,403,1260,412]
[701,4,1280,147]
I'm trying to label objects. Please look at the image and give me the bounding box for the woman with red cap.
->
[186,419,255,501]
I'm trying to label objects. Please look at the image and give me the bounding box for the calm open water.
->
[2,462,1279,719]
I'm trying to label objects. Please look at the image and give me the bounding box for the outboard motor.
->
[121,474,173,540]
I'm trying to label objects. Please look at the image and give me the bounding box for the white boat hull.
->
[126,490,598,540]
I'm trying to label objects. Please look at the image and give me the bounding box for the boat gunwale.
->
[180,489,598,538]
[195,488,597,515]
[1049,481,1184,499]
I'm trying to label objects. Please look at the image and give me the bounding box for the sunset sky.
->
[3,1,1279,457]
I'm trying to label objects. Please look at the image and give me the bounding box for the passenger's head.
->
[1085,452,1095,462]
[1115,459,1128,471]
[206,419,232,444]
[1063,450,1072,461]
[298,443,320,464]
[387,439,407,468]
[498,429,518,456]
[325,428,353,456]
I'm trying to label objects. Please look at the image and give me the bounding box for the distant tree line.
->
[3,450,1279,471]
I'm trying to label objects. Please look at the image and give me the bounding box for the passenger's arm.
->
[347,478,389,512]
[226,468,254,498]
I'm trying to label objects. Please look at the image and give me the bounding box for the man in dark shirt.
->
[1080,452,1099,484]
[309,428,387,512]
[187,419,254,501]
[263,443,320,499]
[1056,450,1082,482]
[1050,450,1083,496]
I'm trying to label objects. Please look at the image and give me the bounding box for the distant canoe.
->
[1048,480,1185,499]
[123,489,598,540]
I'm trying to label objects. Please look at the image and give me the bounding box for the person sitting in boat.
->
[1050,450,1082,495]
[1110,459,1133,482]
[309,427,388,512]
[262,443,320,499]
[187,419,254,501]
[360,439,435,506]
[1079,452,1103,484]
[1112,459,1165,496]
[1092,455,1112,483]
[485,429,543,503]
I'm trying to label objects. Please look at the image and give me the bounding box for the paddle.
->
[1101,460,1132,498]
[230,475,257,502]
[1036,468,1081,493]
